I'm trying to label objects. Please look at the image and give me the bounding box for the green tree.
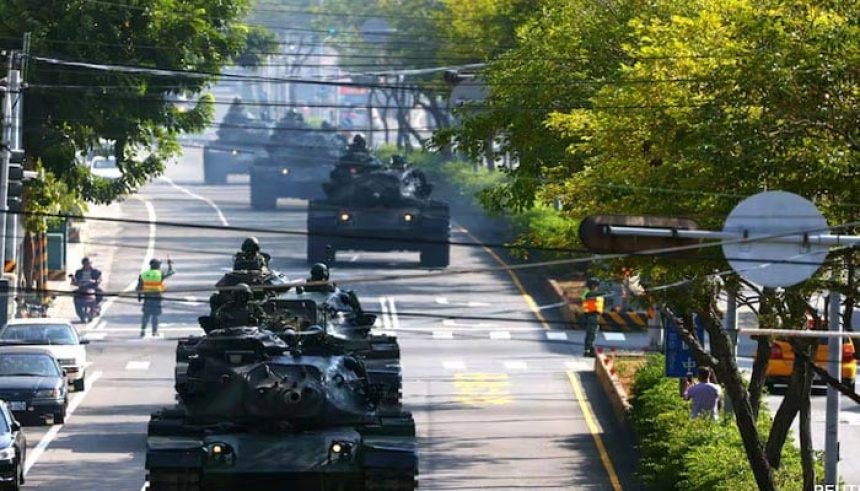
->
[0,0,266,228]
[447,0,859,488]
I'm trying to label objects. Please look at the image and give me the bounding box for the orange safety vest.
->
[581,290,604,314]
[140,269,165,293]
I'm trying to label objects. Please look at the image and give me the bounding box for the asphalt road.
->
[19,147,640,490]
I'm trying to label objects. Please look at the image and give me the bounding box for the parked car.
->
[88,156,121,180]
[0,400,26,489]
[0,319,89,392]
[0,347,68,425]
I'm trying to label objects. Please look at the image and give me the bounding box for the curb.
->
[594,351,635,426]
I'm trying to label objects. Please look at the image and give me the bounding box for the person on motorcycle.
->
[71,257,103,321]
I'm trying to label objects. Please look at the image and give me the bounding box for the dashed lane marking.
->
[435,297,449,305]
[433,331,454,340]
[489,331,511,340]
[125,361,151,371]
[84,332,107,341]
[442,360,466,371]
[567,370,623,491]
[183,296,199,303]
[546,331,568,341]
[603,332,626,342]
[161,176,229,226]
[24,370,104,476]
[566,360,592,371]
[442,319,498,329]
[503,360,528,371]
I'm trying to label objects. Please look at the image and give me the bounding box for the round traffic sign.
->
[722,191,829,288]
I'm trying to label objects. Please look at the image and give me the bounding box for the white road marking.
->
[442,319,498,329]
[161,175,229,226]
[140,482,149,491]
[503,361,528,371]
[96,198,156,326]
[536,301,568,311]
[435,297,450,305]
[602,332,626,342]
[435,297,491,308]
[467,301,492,308]
[349,254,360,262]
[489,331,511,340]
[24,370,103,476]
[184,296,199,303]
[433,331,454,340]
[84,332,107,341]
[387,297,400,331]
[96,327,202,332]
[125,361,151,370]
[546,331,568,341]
[442,360,466,371]
[565,360,592,371]
[379,298,391,330]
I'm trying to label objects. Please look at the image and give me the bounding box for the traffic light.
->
[6,150,24,213]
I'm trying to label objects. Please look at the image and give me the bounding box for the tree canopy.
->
[0,0,270,228]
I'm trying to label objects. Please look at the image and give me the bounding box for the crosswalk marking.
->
[442,360,466,371]
[503,360,528,371]
[603,332,626,342]
[125,361,151,371]
[84,332,107,341]
[546,331,568,341]
[489,331,511,340]
[433,331,454,340]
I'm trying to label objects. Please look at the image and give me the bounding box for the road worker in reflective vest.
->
[136,257,174,337]
[581,277,604,357]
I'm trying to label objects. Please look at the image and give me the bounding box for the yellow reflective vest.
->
[140,269,165,293]
[581,289,604,314]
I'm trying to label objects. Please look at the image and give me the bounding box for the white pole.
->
[825,292,841,485]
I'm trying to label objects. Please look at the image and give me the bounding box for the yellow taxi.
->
[765,316,856,391]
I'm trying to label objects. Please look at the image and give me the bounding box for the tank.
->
[307,146,450,268]
[202,99,273,184]
[249,112,345,209]
[178,283,403,408]
[147,327,417,491]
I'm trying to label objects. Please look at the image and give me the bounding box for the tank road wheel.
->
[148,469,202,491]
[419,242,449,269]
[364,470,417,491]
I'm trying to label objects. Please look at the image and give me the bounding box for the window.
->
[0,354,62,377]
[0,324,78,345]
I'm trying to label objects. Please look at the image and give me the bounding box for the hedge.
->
[630,354,819,490]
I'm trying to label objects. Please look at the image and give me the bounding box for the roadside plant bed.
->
[631,354,818,490]
[594,350,647,424]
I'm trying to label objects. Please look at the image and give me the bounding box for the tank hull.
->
[249,161,329,208]
[202,145,268,184]
[306,199,450,267]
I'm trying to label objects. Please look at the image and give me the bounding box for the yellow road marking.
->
[454,373,511,406]
[566,370,623,491]
[457,225,551,330]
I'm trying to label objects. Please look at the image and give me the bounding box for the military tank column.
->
[203,98,274,184]
[307,135,451,268]
[249,111,345,209]
[153,239,416,490]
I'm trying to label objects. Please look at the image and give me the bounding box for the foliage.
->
[0,0,269,229]
[630,355,819,491]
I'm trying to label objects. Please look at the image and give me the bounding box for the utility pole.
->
[0,51,16,269]
[825,292,842,485]
[723,289,738,413]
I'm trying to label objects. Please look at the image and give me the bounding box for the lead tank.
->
[202,99,273,184]
[147,327,417,491]
[307,141,450,268]
[249,112,345,208]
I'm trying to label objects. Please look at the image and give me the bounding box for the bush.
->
[630,354,817,491]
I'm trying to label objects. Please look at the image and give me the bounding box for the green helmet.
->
[310,263,329,282]
[241,237,260,254]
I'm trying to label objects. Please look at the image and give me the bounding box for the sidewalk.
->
[46,202,123,323]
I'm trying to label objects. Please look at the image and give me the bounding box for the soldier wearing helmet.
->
[212,283,266,329]
[305,263,336,293]
[233,236,271,271]
[581,277,604,357]
[136,256,175,337]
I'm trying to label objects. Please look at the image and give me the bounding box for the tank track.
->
[364,469,417,491]
[148,469,201,491]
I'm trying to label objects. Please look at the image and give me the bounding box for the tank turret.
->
[203,98,274,184]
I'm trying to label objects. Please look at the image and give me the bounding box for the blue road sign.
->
[665,314,707,378]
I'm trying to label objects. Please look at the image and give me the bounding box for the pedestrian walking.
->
[581,278,604,357]
[136,257,174,337]
[683,367,721,420]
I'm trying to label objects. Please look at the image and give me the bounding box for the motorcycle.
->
[70,275,101,323]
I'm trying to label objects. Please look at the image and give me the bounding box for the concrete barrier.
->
[594,352,634,425]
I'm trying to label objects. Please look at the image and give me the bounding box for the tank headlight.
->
[329,441,353,461]
[339,212,352,222]
[206,442,235,466]
[402,213,414,223]
[281,168,290,175]
[212,444,224,455]
[331,443,343,454]
[231,149,238,156]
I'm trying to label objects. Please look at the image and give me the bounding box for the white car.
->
[0,319,89,392]
[89,156,122,180]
